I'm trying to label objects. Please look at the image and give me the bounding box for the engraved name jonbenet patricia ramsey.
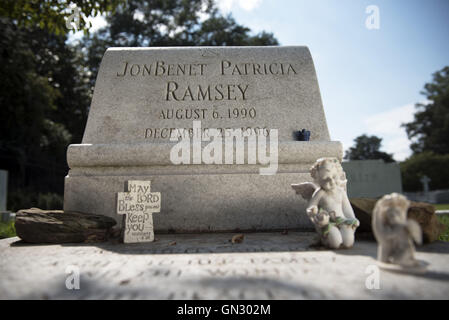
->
[116,60,298,101]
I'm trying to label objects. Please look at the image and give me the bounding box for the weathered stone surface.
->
[64,46,342,231]
[408,202,446,243]
[1,233,449,299]
[82,46,330,144]
[350,198,446,243]
[342,160,402,198]
[15,208,117,243]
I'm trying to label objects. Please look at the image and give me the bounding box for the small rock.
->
[15,208,116,244]
[231,234,244,244]
[408,202,446,243]
[350,198,446,243]
[110,227,122,239]
[119,279,130,285]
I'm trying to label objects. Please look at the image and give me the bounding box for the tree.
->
[0,18,90,203]
[0,20,65,189]
[400,152,449,192]
[344,134,395,163]
[403,66,449,154]
[0,0,124,35]
[27,27,92,143]
[1,0,279,210]
[80,0,278,90]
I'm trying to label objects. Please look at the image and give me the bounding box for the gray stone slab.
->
[64,46,342,231]
[82,46,330,144]
[1,233,449,299]
[65,171,314,231]
[342,160,403,198]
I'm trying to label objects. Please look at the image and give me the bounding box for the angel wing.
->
[291,182,318,201]
[406,219,423,245]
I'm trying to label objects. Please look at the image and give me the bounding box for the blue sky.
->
[216,0,449,160]
[76,0,449,160]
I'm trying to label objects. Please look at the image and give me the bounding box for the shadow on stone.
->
[17,271,329,300]
[416,241,449,255]
[8,232,325,255]
[19,274,159,300]
[380,268,449,282]
[324,240,377,259]
[193,276,327,299]
[83,232,322,255]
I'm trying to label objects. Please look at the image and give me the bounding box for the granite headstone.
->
[64,46,342,232]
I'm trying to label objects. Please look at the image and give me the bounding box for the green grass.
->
[438,215,449,242]
[433,204,449,242]
[0,220,16,239]
[434,204,449,211]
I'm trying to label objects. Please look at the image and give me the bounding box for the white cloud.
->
[133,11,145,22]
[217,0,263,13]
[88,14,108,32]
[239,0,263,11]
[197,1,211,22]
[363,103,417,161]
[67,14,107,42]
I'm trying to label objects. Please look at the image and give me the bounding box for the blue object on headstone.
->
[294,129,311,141]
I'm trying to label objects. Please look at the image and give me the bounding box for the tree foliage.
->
[344,134,395,163]
[403,66,449,154]
[80,0,278,90]
[0,0,124,35]
[0,19,88,196]
[400,152,449,192]
[0,0,279,210]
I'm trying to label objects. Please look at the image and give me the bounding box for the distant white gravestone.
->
[342,160,402,198]
[117,180,161,243]
[420,175,431,193]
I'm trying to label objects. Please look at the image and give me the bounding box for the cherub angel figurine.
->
[292,157,359,249]
[372,193,426,272]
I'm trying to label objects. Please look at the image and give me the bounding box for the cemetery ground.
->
[1,205,449,241]
[0,199,448,299]
[1,231,449,299]
[1,203,449,241]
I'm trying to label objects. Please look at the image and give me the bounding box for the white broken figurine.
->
[292,157,359,249]
[372,193,426,272]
